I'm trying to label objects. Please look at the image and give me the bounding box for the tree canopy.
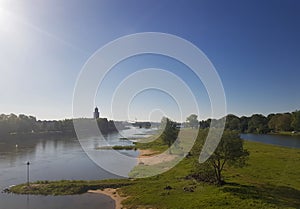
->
[160,117,179,153]
[192,130,249,185]
[291,110,300,131]
[199,110,300,134]
[268,113,292,132]
[0,113,125,136]
[186,114,199,128]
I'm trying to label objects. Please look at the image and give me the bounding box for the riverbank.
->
[121,136,300,208]
[8,129,300,208]
[137,149,177,166]
[86,149,167,209]
[88,188,126,209]
[269,131,300,136]
[8,179,134,196]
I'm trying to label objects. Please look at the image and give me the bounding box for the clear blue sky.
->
[0,0,299,121]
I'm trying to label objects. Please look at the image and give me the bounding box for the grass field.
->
[10,129,300,208]
[120,130,300,209]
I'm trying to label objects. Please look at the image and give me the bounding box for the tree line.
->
[198,110,300,134]
[0,113,125,136]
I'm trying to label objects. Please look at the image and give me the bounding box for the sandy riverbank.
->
[88,188,126,209]
[137,149,176,165]
[87,149,176,209]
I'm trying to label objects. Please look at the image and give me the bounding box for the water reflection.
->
[0,193,114,209]
[241,134,300,148]
[0,126,154,209]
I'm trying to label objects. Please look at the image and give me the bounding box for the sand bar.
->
[88,188,126,209]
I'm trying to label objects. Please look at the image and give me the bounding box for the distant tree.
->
[161,117,179,153]
[268,113,292,132]
[186,114,199,128]
[291,110,300,131]
[225,114,240,131]
[97,118,109,133]
[0,113,125,136]
[192,131,249,185]
[199,119,211,129]
[61,119,74,132]
[277,113,292,131]
[268,114,281,131]
[239,116,249,133]
[267,113,275,121]
[247,114,269,133]
[210,118,227,129]
[0,114,9,134]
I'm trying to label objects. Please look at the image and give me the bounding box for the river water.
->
[241,133,300,149]
[0,126,154,209]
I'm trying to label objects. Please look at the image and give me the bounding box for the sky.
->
[0,0,299,122]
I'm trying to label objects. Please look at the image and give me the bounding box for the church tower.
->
[94,107,99,119]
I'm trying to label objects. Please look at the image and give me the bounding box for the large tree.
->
[193,131,249,185]
[160,117,179,153]
[291,110,300,131]
[186,114,199,128]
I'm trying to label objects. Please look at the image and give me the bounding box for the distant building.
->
[94,107,99,119]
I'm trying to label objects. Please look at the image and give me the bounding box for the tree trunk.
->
[214,160,224,186]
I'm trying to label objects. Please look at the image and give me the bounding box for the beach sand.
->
[138,149,176,165]
[88,188,126,209]
[88,149,176,209]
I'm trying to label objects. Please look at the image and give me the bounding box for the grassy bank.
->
[134,133,168,152]
[96,145,136,150]
[120,138,300,209]
[9,129,300,208]
[9,179,133,196]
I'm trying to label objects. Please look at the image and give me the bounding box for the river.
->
[241,133,300,149]
[0,126,154,209]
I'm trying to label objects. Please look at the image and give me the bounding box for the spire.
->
[94,107,99,119]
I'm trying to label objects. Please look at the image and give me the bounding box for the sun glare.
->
[0,7,14,33]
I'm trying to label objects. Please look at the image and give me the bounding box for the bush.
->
[189,161,217,184]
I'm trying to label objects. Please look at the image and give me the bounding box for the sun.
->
[0,6,13,33]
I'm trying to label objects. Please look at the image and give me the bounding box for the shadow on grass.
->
[223,182,300,208]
